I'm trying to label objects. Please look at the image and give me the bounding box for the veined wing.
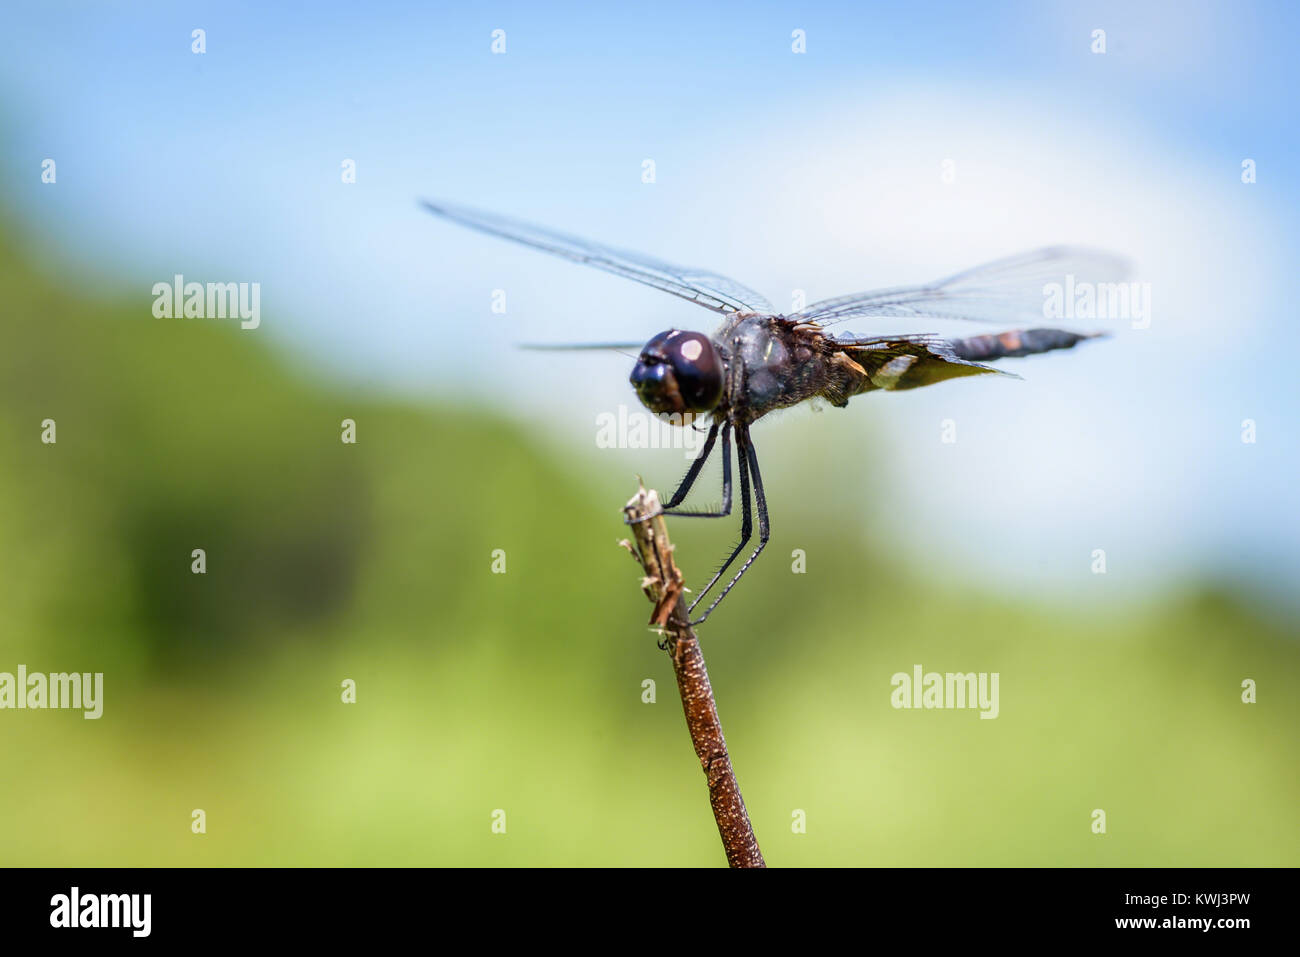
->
[517,342,643,350]
[420,199,774,314]
[517,341,643,359]
[793,246,1129,326]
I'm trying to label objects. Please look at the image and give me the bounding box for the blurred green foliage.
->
[1,227,1296,866]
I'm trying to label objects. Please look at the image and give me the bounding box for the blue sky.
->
[2,0,1297,603]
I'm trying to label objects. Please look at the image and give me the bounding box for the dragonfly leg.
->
[626,421,732,523]
[686,438,751,612]
[690,426,769,626]
[664,422,733,518]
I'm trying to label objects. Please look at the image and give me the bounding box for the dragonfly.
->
[421,200,1128,625]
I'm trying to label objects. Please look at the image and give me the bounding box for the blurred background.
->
[1,0,1296,866]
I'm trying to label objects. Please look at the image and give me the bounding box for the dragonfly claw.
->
[623,508,665,526]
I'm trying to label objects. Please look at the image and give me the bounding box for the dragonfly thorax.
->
[629,329,724,418]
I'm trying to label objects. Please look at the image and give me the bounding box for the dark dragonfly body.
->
[421,199,1127,625]
[682,317,1100,424]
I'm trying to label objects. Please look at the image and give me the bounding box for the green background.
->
[2,227,1296,867]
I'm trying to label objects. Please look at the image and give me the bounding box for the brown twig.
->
[621,486,766,869]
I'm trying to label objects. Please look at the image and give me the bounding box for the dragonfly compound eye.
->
[630,330,723,416]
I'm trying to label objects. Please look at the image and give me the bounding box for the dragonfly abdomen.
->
[948,328,1102,361]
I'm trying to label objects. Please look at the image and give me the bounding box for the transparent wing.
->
[517,342,642,358]
[420,199,774,314]
[517,342,643,351]
[793,246,1130,326]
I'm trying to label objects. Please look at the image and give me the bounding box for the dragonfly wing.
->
[421,200,774,314]
[794,246,1130,326]
[517,342,644,350]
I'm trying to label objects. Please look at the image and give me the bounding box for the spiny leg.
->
[688,425,753,617]
[666,422,732,518]
[626,421,732,525]
[664,421,719,508]
[690,425,769,626]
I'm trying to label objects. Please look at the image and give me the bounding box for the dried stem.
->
[621,486,765,869]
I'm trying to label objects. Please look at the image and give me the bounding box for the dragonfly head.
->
[630,330,724,417]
